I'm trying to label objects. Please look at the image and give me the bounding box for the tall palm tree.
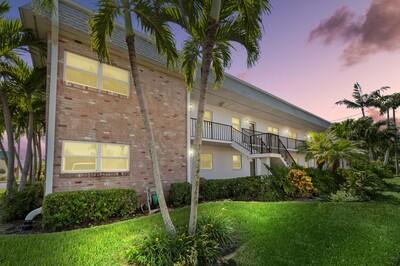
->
[336,82,372,117]
[0,2,41,197]
[169,0,271,235]
[90,0,178,236]
[4,63,45,190]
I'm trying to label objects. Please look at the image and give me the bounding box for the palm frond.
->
[181,37,201,91]
[134,1,178,67]
[335,99,360,109]
[32,0,55,14]
[0,1,9,17]
[89,0,119,63]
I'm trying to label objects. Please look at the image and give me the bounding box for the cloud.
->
[309,0,400,66]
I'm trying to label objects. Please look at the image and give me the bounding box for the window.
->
[288,131,297,139]
[102,64,129,96]
[203,110,213,122]
[65,52,98,88]
[200,153,213,169]
[232,117,241,131]
[62,141,129,173]
[101,143,130,171]
[232,155,242,169]
[64,51,129,96]
[267,126,279,135]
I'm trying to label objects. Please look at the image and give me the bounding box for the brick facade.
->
[52,36,188,196]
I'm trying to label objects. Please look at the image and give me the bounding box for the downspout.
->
[24,0,59,227]
[187,91,191,183]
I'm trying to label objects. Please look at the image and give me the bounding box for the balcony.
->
[190,118,306,150]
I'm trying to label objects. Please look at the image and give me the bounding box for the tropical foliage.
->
[0,1,45,199]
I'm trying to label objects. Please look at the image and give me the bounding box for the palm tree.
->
[3,62,45,190]
[336,82,371,117]
[169,0,271,235]
[0,2,41,197]
[90,0,178,236]
[304,131,365,173]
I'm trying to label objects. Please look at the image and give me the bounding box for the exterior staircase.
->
[191,118,304,167]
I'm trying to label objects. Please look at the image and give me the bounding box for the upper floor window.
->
[232,117,241,131]
[288,131,297,139]
[267,126,279,135]
[64,51,130,96]
[62,141,129,173]
[203,110,213,122]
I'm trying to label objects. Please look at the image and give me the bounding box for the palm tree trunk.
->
[384,147,390,165]
[32,133,37,182]
[368,146,374,161]
[15,150,23,174]
[0,135,8,166]
[19,108,34,191]
[122,3,176,236]
[37,131,42,179]
[0,90,15,196]
[393,108,398,175]
[188,0,221,236]
[331,159,340,174]
[361,107,365,117]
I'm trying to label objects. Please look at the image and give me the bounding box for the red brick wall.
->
[52,37,188,197]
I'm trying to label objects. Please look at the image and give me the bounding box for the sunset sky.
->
[8,0,400,122]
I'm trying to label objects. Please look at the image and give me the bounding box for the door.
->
[250,159,256,176]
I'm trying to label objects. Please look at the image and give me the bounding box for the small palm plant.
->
[90,0,178,235]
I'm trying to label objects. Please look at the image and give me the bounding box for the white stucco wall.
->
[198,143,251,179]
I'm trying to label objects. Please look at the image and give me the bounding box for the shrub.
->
[330,189,363,202]
[128,216,233,266]
[305,168,339,195]
[0,182,43,222]
[169,176,278,207]
[42,189,138,231]
[287,169,317,197]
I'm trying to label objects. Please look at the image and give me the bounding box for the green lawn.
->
[0,201,399,266]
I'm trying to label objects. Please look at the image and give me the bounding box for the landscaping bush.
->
[169,176,278,207]
[42,189,138,231]
[287,169,317,197]
[305,168,339,195]
[0,182,44,222]
[128,216,233,266]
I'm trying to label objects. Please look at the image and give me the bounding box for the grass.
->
[0,201,399,266]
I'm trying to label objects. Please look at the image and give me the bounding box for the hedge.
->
[169,176,280,207]
[42,189,138,231]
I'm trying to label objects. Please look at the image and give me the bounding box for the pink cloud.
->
[309,0,400,66]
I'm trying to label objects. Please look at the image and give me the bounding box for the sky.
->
[7,0,400,122]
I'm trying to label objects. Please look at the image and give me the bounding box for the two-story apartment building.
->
[20,0,330,196]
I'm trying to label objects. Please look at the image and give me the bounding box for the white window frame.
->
[61,140,130,173]
[200,153,213,170]
[100,143,130,172]
[232,154,242,170]
[63,51,130,97]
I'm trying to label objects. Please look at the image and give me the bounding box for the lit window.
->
[64,51,130,96]
[232,155,242,169]
[62,141,129,173]
[62,142,97,172]
[65,52,98,88]
[200,154,213,169]
[102,64,129,96]
[288,131,297,139]
[203,110,213,122]
[232,117,241,131]
[101,143,130,171]
[267,127,279,135]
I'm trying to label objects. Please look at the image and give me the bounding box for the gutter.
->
[24,0,59,227]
